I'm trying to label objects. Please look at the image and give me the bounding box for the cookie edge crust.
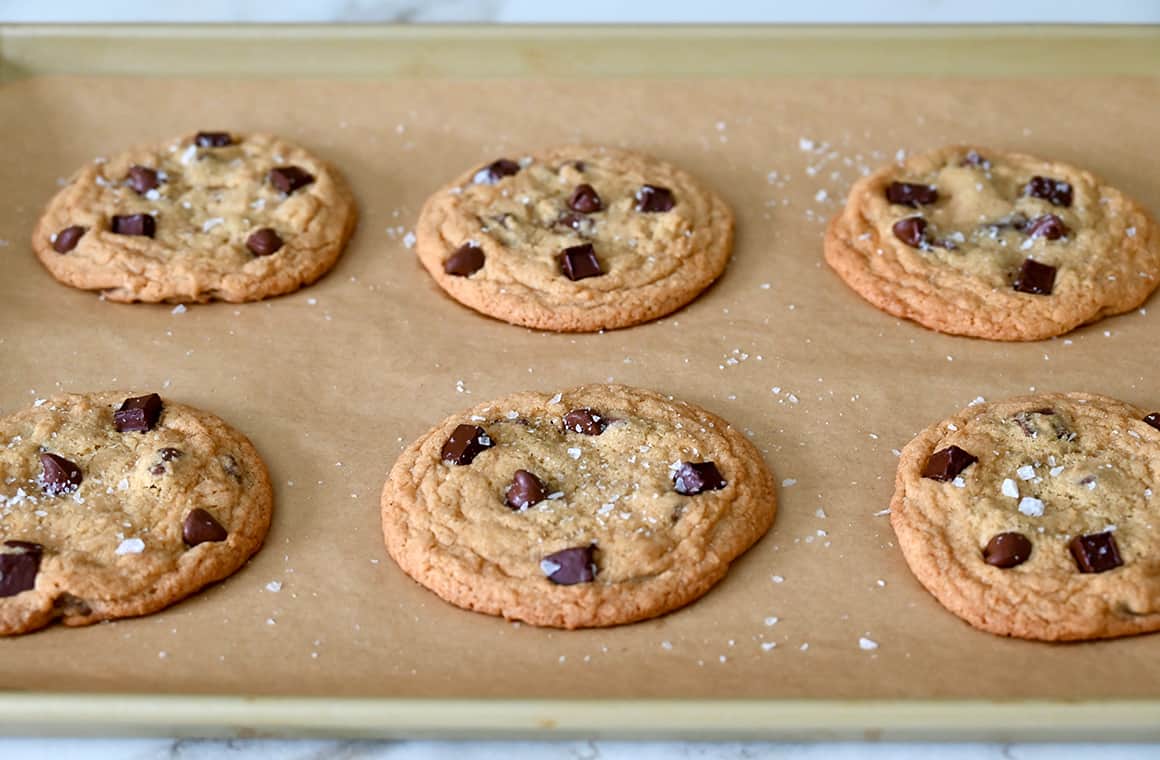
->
[31,132,359,304]
[890,391,1160,641]
[823,145,1160,341]
[379,384,777,628]
[0,392,274,635]
[414,146,735,332]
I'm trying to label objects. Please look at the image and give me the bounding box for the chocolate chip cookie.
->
[891,392,1160,640]
[380,384,776,628]
[825,145,1160,340]
[33,132,358,303]
[0,392,272,635]
[414,146,734,332]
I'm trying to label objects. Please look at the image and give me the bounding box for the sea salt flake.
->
[1018,497,1045,517]
[171,304,187,315]
[1001,478,1019,498]
[1016,465,1036,480]
[265,581,282,593]
[859,637,879,651]
[402,231,417,249]
[781,478,797,487]
[115,538,145,555]
[567,447,582,460]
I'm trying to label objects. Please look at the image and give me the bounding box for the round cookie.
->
[824,145,1160,341]
[0,392,272,635]
[891,392,1160,641]
[380,384,777,628]
[414,146,734,332]
[33,131,358,303]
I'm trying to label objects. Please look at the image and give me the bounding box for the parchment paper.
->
[1,74,1158,701]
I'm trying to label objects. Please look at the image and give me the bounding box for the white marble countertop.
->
[1,2,1158,758]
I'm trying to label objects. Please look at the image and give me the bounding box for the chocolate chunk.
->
[441,424,493,465]
[242,228,282,257]
[635,184,675,213]
[559,243,603,281]
[111,213,156,238]
[1024,214,1069,240]
[1145,413,1160,431]
[444,242,485,277]
[183,508,228,547]
[0,541,43,598]
[921,445,977,482]
[158,447,182,461]
[39,452,82,496]
[962,150,991,169]
[568,184,603,213]
[52,225,86,254]
[1012,408,1071,440]
[541,545,596,585]
[1013,258,1057,295]
[556,211,593,236]
[983,532,1032,569]
[505,469,547,510]
[885,182,939,207]
[114,393,163,433]
[563,408,607,436]
[673,461,727,495]
[472,158,520,185]
[1069,532,1122,574]
[1025,176,1073,207]
[126,165,160,195]
[220,454,243,482]
[892,216,929,248]
[195,132,233,148]
[268,166,315,195]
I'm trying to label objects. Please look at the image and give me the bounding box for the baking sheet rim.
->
[2,23,1160,740]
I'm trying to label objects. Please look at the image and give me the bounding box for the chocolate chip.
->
[983,532,1032,568]
[1025,176,1073,207]
[885,182,939,207]
[673,461,727,496]
[541,545,596,585]
[1145,413,1160,431]
[39,452,82,496]
[268,166,315,195]
[1024,214,1068,240]
[921,445,977,482]
[159,446,182,461]
[505,469,547,510]
[52,225,86,254]
[568,184,603,213]
[1069,532,1122,573]
[441,424,493,466]
[220,454,243,482]
[444,242,485,277]
[472,158,520,185]
[1013,258,1056,295]
[892,216,928,248]
[246,228,284,256]
[962,150,991,169]
[53,592,91,617]
[559,243,603,281]
[126,165,161,195]
[1012,408,1071,441]
[635,184,675,213]
[114,393,163,433]
[0,541,43,598]
[555,211,593,236]
[195,132,233,148]
[111,213,155,238]
[183,508,228,546]
[563,408,607,436]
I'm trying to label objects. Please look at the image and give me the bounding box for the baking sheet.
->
[1,25,1160,738]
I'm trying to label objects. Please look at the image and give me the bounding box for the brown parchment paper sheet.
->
[0,75,1158,701]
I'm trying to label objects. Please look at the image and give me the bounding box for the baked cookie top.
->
[0,392,272,635]
[380,384,776,628]
[825,145,1160,341]
[891,392,1160,641]
[33,132,358,303]
[414,146,734,332]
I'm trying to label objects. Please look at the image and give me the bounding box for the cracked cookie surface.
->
[891,392,1160,640]
[414,146,734,332]
[825,145,1160,340]
[33,132,357,303]
[380,384,776,628]
[0,392,272,635]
